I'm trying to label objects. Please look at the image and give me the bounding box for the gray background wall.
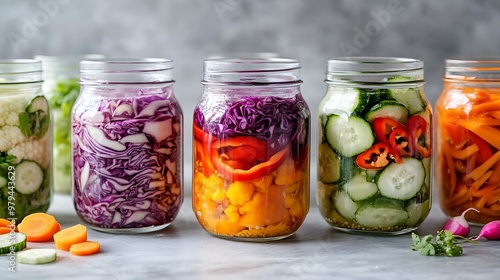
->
[2,0,499,190]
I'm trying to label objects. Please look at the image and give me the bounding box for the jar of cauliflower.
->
[0,59,52,221]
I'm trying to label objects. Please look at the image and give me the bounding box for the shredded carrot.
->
[486,189,500,205]
[487,161,500,184]
[17,213,61,242]
[468,151,500,181]
[488,111,500,119]
[471,183,498,197]
[471,170,494,191]
[451,144,479,160]
[442,146,457,197]
[471,116,500,126]
[53,224,87,251]
[491,204,500,211]
[470,98,500,115]
[70,241,100,256]
[460,121,500,150]
[0,227,11,234]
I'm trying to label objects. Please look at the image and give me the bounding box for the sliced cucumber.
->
[334,189,361,221]
[325,115,374,157]
[14,160,44,194]
[321,87,369,114]
[0,233,27,254]
[343,173,378,201]
[355,197,408,228]
[386,76,413,83]
[388,88,425,115]
[364,170,378,182]
[365,100,409,123]
[0,176,7,188]
[318,142,340,183]
[405,199,430,226]
[27,96,49,114]
[17,248,57,264]
[375,158,425,200]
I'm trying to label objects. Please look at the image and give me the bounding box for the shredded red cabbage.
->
[72,92,182,229]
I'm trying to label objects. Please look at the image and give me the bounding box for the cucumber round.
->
[405,199,430,226]
[0,233,27,254]
[17,248,57,265]
[321,87,369,114]
[365,100,409,123]
[325,114,374,157]
[27,96,49,114]
[355,197,408,228]
[14,160,44,194]
[344,173,378,201]
[0,176,7,188]
[375,158,425,200]
[334,189,361,221]
[387,77,426,114]
[318,142,340,183]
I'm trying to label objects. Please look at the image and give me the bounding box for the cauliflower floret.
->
[0,126,26,151]
[8,133,51,169]
[0,96,30,127]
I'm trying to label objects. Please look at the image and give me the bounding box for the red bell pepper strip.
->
[407,115,431,159]
[212,136,270,163]
[193,124,217,142]
[355,143,402,170]
[211,146,289,181]
[372,117,406,145]
[389,127,413,157]
[469,131,493,164]
[195,139,216,177]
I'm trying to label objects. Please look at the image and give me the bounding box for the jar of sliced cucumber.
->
[0,60,52,221]
[317,57,432,234]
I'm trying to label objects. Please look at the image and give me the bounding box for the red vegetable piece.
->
[372,117,406,145]
[355,143,402,170]
[211,146,289,181]
[389,127,413,157]
[407,115,431,159]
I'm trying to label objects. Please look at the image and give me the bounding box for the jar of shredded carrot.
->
[436,58,500,224]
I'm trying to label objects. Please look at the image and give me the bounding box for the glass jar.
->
[193,58,310,241]
[0,59,52,221]
[436,58,500,224]
[72,58,183,233]
[35,54,104,194]
[317,57,432,235]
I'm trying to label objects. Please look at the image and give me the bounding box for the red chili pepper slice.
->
[356,143,402,170]
[211,146,289,181]
[389,127,413,157]
[372,117,406,145]
[407,115,431,159]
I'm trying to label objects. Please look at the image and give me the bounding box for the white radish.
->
[442,208,479,237]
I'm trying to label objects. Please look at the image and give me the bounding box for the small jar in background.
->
[72,58,183,233]
[317,57,432,235]
[436,58,500,224]
[193,58,310,241]
[35,54,104,194]
[0,59,52,221]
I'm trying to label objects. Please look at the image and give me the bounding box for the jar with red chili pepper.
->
[317,57,432,234]
[193,57,310,241]
[436,59,500,224]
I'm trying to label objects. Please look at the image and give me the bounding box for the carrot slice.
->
[70,241,100,256]
[17,213,61,242]
[468,151,500,181]
[53,224,87,251]
[0,227,11,234]
[0,218,11,227]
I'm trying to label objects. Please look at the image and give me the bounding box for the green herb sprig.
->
[411,230,469,257]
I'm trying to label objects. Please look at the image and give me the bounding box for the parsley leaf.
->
[411,230,464,257]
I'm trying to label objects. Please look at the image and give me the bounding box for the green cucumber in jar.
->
[375,158,425,200]
[343,172,378,202]
[355,197,408,228]
[318,142,340,183]
[0,176,7,188]
[334,189,361,221]
[386,76,426,115]
[325,114,374,157]
[405,199,430,226]
[26,96,49,114]
[321,87,370,114]
[14,160,44,195]
[365,100,409,123]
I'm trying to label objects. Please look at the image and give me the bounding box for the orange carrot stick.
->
[488,111,500,119]
[486,189,500,205]
[70,241,100,256]
[451,144,479,160]
[0,227,11,234]
[468,151,500,181]
[470,183,497,197]
[471,116,500,126]
[471,170,494,191]
[442,145,457,197]
[460,121,500,150]
[0,218,11,227]
[53,224,87,251]
[17,213,61,242]
[470,98,500,115]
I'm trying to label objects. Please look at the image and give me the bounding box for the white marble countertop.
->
[3,193,500,280]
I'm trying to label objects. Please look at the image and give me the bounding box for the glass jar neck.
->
[36,54,105,80]
[444,58,500,87]
[0,59,42,84]
[202,58,302,86]
[325,57,424,87]
[79,58,174,85]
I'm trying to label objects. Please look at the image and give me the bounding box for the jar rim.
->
[326,56,424,85]
[445,57,500,82]
[0,59,42,84]
[203,57,301,85]
[80,58,174,84]
[35,54,105,72]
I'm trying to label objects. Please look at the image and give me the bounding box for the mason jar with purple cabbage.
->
[72,58,183,233]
